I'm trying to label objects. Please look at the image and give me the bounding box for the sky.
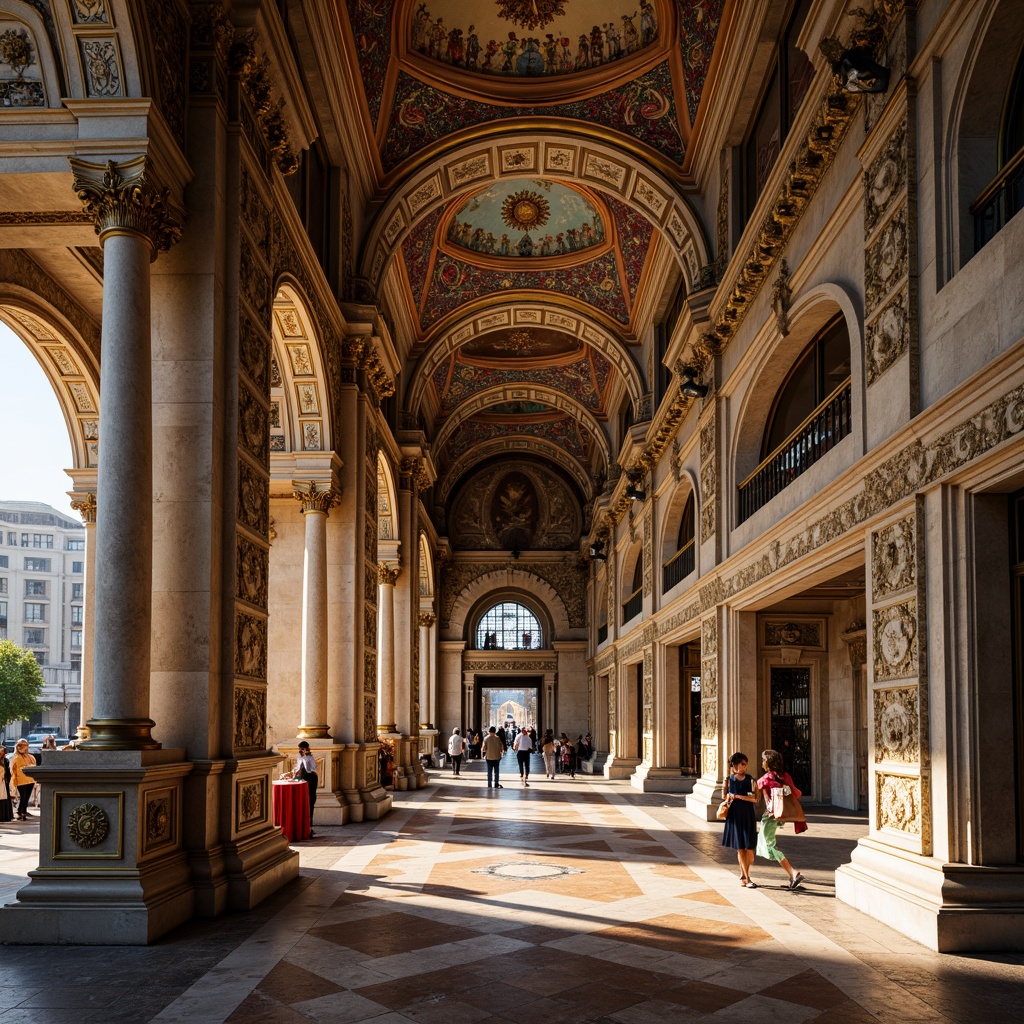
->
[0,320,79,519]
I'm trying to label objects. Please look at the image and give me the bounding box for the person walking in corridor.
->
[513,726,533,785]
[482,726,504,789]
[447,728,466,776]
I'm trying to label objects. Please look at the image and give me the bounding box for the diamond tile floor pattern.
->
[1,754,1022,1023]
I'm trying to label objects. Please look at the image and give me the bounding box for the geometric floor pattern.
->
[3,751,1023,1023]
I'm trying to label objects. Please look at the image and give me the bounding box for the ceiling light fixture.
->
[677,365,709,399]
[588,540,607,561]
[626,483,646,502]
[837,46,891,94]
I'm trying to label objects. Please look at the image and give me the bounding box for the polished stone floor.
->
[1,752,1022,1023]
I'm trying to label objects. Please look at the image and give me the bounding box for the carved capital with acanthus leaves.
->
[292,480,337,514]
[418,612,436,628]
[70,492,97,524]
[378,562,400,586]
[70,156,181,253]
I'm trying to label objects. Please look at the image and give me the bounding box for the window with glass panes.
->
[475,602,543,650]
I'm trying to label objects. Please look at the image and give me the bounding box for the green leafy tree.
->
[0,639,47,729]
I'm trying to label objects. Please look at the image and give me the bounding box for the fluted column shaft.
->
[377,564,398,732]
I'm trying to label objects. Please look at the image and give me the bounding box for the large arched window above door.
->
[738,315,852,523]
[662,491,695,593]
[622,553,643,624]
[475,601,543,651]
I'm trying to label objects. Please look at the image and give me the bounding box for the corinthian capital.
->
[418,612,435,628]
[70,156,182,252]
[70,492,97,524]
[378,562,400,586]
[293,480,338,514]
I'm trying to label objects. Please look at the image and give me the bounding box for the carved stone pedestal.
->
[836,838,1024,952]
[278,740,350,825]
[0,749,195,944]
[685,775,724,821]
[340,743,392,822]
[630,766,696,794]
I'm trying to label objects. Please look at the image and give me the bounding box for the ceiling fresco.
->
[402,189,653,330]
[409,0,659,79]
[343,1,727,174]
[431,347,614,414]
[447,179,606,259]
[441,411,592,464]
[461,327,583,359]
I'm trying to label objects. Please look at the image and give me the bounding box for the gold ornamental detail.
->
[378,562,400,586]
[419,612,436,628]
[70,157,181,252]
[293,480,338,514]
[71,492,97,524]
[67,803,110,848]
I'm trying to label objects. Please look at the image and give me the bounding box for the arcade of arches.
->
[0,0,1023,956]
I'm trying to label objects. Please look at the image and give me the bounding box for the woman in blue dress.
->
[722,751,759,887]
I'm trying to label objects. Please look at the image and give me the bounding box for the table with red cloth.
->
[272,780,311,842]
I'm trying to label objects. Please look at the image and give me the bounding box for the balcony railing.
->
[622,589,642,624]
[971,148,1024,252]
[662,538,695,593]
[738,380,852,524]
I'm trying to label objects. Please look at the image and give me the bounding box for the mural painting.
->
[447,179,606,258]
[443,413,590,463]
[409,0,658,78]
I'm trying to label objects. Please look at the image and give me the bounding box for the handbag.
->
[716,799,730,820]
[768,784,805,823]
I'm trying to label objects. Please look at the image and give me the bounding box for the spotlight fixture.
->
[626,483,646,502]
[588,540,607,561]
[677,365,709,399]
[836,46,890,94]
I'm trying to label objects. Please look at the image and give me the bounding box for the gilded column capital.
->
[378,562,400,586]
[418,612,436,628]
[70,492,97,524]
[70,156,182,253]
[293,480,338,514]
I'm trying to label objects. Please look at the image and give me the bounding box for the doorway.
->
[679,643,701,774]
[476,678,541,736]
[770,666,811,794]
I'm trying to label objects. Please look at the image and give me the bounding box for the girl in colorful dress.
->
[722,751,759,887]
[755,748,805,890]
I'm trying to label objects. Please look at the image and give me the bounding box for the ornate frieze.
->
[874,686,919,764]
[233,685,266,749]
[70,156,181,251]
[236,533,269,608]
[764,620,822,648]
[873,599,917,681]
[871,515,916,598]
[463,658,558,672]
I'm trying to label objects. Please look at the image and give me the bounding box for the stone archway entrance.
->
[475,677,542,735]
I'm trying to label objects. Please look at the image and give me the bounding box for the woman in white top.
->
[286,740,318,835]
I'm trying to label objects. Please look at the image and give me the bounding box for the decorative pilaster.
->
[686,610,723,819]
[293,481,337,739]
[71,156,180,750]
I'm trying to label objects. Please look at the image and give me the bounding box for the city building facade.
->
[0,0,1020,953]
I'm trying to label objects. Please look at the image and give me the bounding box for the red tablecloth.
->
[273,780,311,842]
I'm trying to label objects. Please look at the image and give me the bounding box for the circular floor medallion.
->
[472,860,583,879]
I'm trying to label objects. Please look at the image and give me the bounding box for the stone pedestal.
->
[340,743,393,821]
[836,839,1024,952]
[278,740,350,825]
[631,766,696,793]
[603,755,641,780]
[685,775,724,821]
[0,750,195,944]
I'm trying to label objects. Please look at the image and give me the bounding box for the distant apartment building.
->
[0,500,84,668]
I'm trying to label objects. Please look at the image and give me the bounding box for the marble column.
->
[68,488,96,739]
[377,563,399,734]
[293,482,336,738]
[70,157,180,750]
[418,612,435,727]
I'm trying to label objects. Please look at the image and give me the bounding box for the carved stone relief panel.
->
[873,685,919,764]
[144,789,175,853]
[236,534,269,609]
[238,314,270,394]
[871,514,916,599]
[872,599,917,681]
[233,685,267,750]
[876,771,925,836]
[236,777,267,830]
[701,658,718,700]
[865,205,907,318]
[237,458,269,535]
[642,504,653,597]
[864,117,906,237]
[238,380,269,463]
[866,285,909,385]
[363,698,377,749]
[701,615,718,655]
[764,620,823,648]
[702,742,718,776]
[701,701,718,739]
[234,612,268,680]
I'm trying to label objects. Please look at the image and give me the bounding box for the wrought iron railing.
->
[738,380,852,524]
[622,589,642,624]
[662,538,695,593]
[972,148,1024,252]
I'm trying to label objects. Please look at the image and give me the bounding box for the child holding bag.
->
[755,748,806,890]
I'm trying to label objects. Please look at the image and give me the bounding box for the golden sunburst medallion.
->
[500,190,550,232]
[495,0,567,32]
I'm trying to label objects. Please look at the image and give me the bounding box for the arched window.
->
[662,493,695,592]
[973,42,1024,249]
[475,601,542,650]
[738,316,852,522]
[622,554,643,623]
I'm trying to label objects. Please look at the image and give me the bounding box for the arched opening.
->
[622,550,643,624]
[737,314,852,523]
[474,599,544,651]
[662,489,696,593]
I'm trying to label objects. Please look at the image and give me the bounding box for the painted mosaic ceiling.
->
[343,0,728,176]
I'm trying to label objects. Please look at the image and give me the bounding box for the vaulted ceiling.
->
[337,0,734,542]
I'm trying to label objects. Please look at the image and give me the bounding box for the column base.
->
[603,755,641,780]
[685,774,724,821]
[343,743,393,820]
[836,837,1024,952]
[0,749,194,944]
[630,765,697,793]
[80,717,160,750]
